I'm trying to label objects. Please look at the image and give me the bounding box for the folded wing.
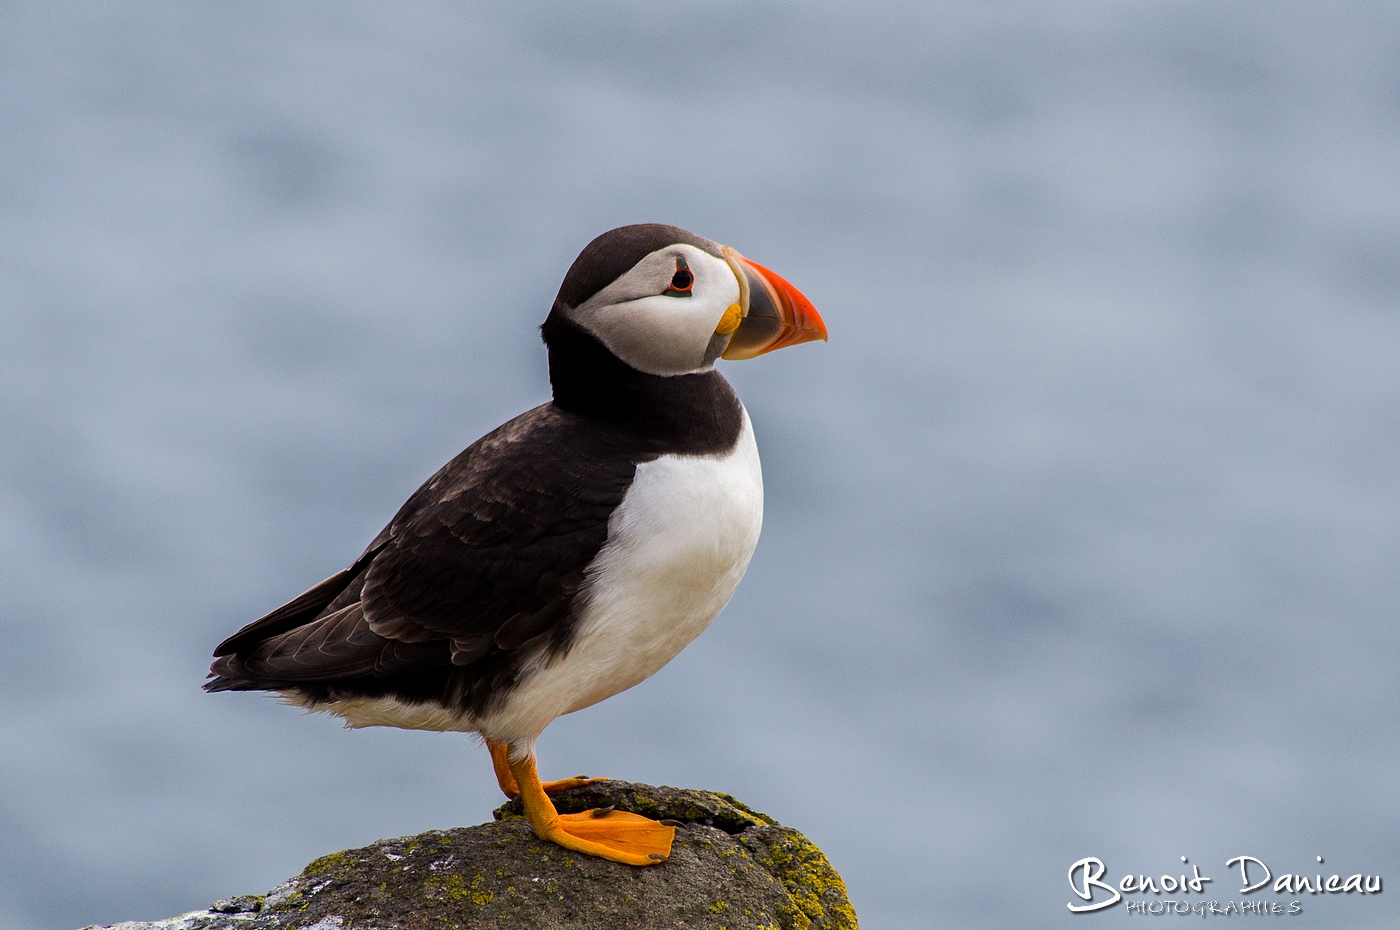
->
[205,404,637,700]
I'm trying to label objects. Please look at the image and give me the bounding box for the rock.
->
[81,781,858,930]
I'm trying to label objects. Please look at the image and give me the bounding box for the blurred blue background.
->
[2,3,1398,928]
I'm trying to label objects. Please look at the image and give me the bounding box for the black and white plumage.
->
[207,223,825,774]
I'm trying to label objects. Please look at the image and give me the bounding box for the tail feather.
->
[212,542,387,657]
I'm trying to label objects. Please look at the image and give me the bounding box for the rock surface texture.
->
[82,782,857,930]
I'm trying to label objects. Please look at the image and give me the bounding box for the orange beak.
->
[720,246,828,360]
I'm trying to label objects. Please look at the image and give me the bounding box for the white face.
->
[564,243,741,376]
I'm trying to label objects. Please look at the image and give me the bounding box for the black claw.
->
[590,805,615,818]
[574,774,588,780]
[660,819,683,827]
[648,853,666,860]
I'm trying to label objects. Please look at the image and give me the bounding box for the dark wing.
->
[210,542,386,658]
[205,403,637,707]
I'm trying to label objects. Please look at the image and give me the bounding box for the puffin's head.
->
[546,224,827,376]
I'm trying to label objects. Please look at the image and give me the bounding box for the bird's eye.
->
[664,258,693,296]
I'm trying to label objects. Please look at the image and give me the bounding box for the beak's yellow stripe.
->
[721,245,751,314]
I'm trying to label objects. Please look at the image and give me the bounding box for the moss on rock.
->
[80,781,857,930]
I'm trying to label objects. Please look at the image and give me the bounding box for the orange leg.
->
[487,739,597,798]
[508,751,674,866]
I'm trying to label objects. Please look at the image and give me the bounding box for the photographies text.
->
[1067,856,1381,914]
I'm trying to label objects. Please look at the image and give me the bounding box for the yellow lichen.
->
[762,832,858,930]
[424,873,469,901]
[302,850,353,877]
[713,791,780,826]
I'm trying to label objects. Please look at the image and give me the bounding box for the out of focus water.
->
[2,3,1398,928]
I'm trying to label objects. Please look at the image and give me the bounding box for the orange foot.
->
[488,740,599,797]
[506,750,675,866]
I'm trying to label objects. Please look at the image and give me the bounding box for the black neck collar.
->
[540,308,743,453]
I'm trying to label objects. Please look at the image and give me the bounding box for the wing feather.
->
[205,404,636,694]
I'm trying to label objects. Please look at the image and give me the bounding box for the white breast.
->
[482,408,764,747]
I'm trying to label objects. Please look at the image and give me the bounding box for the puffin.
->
[206,224,827,866]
